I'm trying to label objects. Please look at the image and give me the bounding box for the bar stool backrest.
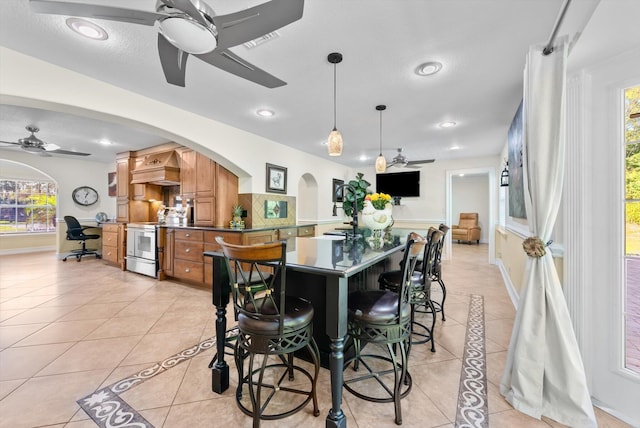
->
[215,237,287,336]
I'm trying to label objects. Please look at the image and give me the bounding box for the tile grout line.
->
[454,294,489,428]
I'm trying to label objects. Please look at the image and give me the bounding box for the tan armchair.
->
[452,213,481,244]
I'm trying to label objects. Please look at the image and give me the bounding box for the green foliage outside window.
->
[0,179,57,233]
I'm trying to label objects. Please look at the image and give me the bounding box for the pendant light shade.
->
[327,53,343,156]
[375,105,387,173]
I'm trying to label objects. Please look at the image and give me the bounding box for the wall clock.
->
[72,186,99,206]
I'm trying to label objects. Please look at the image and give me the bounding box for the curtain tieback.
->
[522,236,552,257]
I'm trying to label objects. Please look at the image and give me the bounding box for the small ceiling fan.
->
[30,0,304,88]
[386,148,434,169]
[0,125,91,157]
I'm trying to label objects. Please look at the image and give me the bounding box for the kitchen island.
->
[205,231,407,428]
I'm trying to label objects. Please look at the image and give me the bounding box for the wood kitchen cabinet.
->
[116,154,133,222]
[178,150,240,228]
[179,149,197,198]
[101,223,126,270]
[172,229,205,284]
[203,230,241,287]
[297,225,316,237]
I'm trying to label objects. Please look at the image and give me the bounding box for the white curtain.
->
[500,37,597,427]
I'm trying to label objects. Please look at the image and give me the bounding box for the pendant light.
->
[375,105,387,173]
[327,52,343,156]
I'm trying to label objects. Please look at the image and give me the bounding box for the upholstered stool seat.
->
[348,289,411,324]
[239,296,314,335]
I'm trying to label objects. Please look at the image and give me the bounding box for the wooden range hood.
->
[130,150,180,186]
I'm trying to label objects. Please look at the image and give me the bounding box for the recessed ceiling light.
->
[459,173,465,177]
[415,61,442,76]
[449,145,461,150]
[359,155,368,161]
[66,18,108,41]
[99,139,112,146]
[256,109,275,117]
[439,121,457,128]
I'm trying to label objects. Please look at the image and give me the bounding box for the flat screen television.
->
[376,170,420,197]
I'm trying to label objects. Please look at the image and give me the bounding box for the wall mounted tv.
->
[375,170,420,197]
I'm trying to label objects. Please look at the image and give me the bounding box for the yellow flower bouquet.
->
[365,192,392,210]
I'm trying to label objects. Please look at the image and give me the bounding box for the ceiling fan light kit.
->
[158,16,217,54]
[375,104,387,173]
[327,52,343,156]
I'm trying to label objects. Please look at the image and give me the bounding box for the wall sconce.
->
[500,160,509,187]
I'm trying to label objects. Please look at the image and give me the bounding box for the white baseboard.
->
[495,258,519,307]
[0,246,56,256]
[591,398,639,427]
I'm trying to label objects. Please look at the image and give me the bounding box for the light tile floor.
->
[0,244,630,427]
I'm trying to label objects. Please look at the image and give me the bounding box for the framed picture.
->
[266,163,287,194]
[108,172,117,197]
[332,178,344,202]
[507,100,526,219]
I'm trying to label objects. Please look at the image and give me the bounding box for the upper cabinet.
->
[179,149,237,227]
[117,145,238,227]
[180,148,197,198]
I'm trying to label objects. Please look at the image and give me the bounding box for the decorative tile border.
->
[77,333,222,428]
[455,294,489,428]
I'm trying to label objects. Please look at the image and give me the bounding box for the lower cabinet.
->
[172,229,204,283]
[162,226,314,287]
[101,223,126,270]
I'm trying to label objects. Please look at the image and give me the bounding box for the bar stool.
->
[344,235,425,425]
[431,224,449,320]
[216,237,320,428]
[379,230,442,352]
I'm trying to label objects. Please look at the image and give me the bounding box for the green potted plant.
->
[342,172,371,217]
[230,203,245,229]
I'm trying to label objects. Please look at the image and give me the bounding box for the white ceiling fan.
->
[386,148,434,169]
[0,125,91,157]
[30,0,304,88]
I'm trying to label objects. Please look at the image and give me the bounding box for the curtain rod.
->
[543,0,572,55]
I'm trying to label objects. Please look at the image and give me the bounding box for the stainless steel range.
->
[125,223,158,278]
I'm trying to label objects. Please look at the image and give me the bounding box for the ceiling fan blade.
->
[48,149,91,156]
[0,140,22,147]
[407,159,435,165]
[196,49,285,88]
[213,0,304,49]
[160,0,208,27]
[158,33,189,86]
[30,0,164,25]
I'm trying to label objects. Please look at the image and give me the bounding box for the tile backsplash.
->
[238,193,296,228]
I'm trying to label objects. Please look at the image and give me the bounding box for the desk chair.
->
[62,216,101,262]
[216,237,320,428]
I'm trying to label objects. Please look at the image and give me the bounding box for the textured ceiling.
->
[0,0,604,164]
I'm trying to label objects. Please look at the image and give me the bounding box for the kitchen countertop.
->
[156,223,316,232]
